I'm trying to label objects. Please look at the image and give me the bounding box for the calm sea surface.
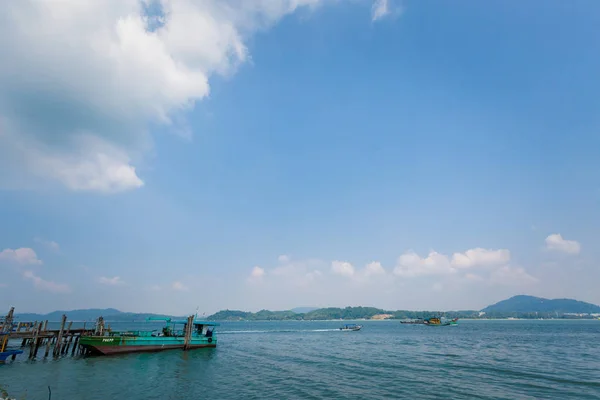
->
[1,320,599,399]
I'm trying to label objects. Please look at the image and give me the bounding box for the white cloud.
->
[305,269,323,281]
[364,261,386,277]
[99,276,125,285]
[371,0,389,21]
[172,281,189,291]
[545,234,581,255]
[371,0,401,22]
[250,266,266,279]
[451,248,511,269]
[278,254,291,263]
[34,238,60,252]
[331,260,355,277]
[265,258,328,287]
[0,0,332,193]
[465,273,484,282]
[490,266,537,286]
[22,270,70,293]
[393,251,454,277]
[0,248,42,265]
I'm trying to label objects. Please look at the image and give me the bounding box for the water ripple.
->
[1,320,600,399]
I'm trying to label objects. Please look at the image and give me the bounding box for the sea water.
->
[1,320,599,399]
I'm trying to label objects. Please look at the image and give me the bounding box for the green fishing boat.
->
[79,317,219,355]
[423,317,458,326]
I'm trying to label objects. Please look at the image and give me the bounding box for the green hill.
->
[482,295,600,314]
[206,307,480,321]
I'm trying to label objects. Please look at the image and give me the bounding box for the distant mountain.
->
[15,308,123,321]
[14,308,181,322]
[482,295,600,314]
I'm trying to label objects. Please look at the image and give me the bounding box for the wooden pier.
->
[0,307,103,362]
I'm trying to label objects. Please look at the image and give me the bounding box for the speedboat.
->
[339,324,362,331]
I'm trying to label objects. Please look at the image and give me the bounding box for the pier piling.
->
[183,315,194,350]
[53,315,67,357]
[2,307,99,362]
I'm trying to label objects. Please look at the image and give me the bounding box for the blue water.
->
[1,320,599,399]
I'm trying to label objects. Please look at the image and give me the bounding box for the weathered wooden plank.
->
[53,315,67,357]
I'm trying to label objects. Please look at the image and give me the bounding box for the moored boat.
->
[339,324,362,331]
[423,317,458,326]
[79,317,219,355]
[400,319,425,324]
[0,333,23,363]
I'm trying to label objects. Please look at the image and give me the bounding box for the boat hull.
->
[79,336,217,356]
[0,349,23,362]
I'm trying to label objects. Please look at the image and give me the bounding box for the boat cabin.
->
[143,318,219,338]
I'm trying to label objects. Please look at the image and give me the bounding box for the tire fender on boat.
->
[208,337,213,343]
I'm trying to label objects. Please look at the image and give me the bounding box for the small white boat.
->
[339,324,362,331]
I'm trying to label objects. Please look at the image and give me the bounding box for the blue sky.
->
[0,0,598,314]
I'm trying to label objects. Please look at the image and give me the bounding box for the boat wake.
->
[219,328,342,335]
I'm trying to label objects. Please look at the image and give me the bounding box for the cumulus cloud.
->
[0,248,42,265]
[278,254,291,263]
[23,270,70,293]
[364,261,385,277]
[250,266,266,279]
[451,248,511,269]
[305,269,323,281]
[172,281,189,291]
[0,0,330,193]
[1,1,406,192]
[331,260,355,277]
[99,276,125,285]
[393,251,454,277]
[545,234,581,255]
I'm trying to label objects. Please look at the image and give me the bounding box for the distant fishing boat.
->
[400,319,425,324]
[339,324,362,331]
[423,317,458,327]
[79,317,219,355]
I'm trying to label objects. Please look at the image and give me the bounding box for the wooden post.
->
[1,307,14,333]
[71,335,79,356]
[53,315,67,357]
[43,320,48,332]
[0,334,7,353]
[44,333,52,357]
[65,330,75,354]
[183,315,194,350]
[29,322,37,359]
[31,322,43,359]
[61,321,72,354]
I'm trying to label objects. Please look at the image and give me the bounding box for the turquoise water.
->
[1,320,599,399]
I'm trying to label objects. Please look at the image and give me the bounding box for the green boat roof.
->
[145,317,220,326]
[171,320,220,326]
